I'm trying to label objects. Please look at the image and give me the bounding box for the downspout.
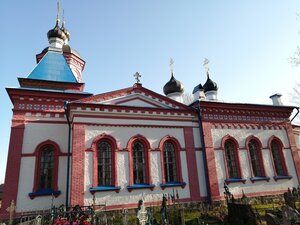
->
[195,100,212,204]
[291,107,299,123]
[64,101,72,210]
[289,107,300,186]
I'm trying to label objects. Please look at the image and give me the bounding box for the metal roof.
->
[6,86,92,95]
[27,51,77,83]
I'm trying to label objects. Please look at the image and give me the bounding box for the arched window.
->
[90,134,119,192]
[225,140,239,178]
[132,141,146,184]
[97,141,112,186]
[248,139,263,177]
[163,141,178,183]
[158,136,184,189]
[29,140,61,199]
[270,139,287,176]
[127,135,153,190]
[221,136,245,183]
[38,145,54,189]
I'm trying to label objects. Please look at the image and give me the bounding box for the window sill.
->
[29,188,61,199]
[250,176,270,182]
[127,184,155,192]
[89,186,121,193]
[160,182,186,190]
[225,178,247,184]
[273,175,292,181]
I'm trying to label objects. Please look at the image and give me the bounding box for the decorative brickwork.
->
[0,120,25,219]
[285,124,300,183]
[202,122,220,200]
[184,127,201,201]
[70,124,86,206]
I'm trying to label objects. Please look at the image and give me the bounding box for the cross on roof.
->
[56,0,60,24]
[169,58,174,73]
[134,72,141,84]
[203,58,210,74]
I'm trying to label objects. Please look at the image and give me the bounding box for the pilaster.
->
[183,127,201,201]
[70,124,85,206]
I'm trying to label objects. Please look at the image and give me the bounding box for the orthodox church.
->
[1,8,300,219]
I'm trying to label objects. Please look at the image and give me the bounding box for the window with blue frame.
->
[89,135,121,193]
[29,141,61,199]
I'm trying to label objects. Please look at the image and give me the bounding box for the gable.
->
[100,93,173,108]
[72,84,191,110]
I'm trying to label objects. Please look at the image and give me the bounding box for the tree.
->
[182,92,194,105]
[290,13,300,66]
[289,83,300,125]
[289,13,300,124]
[290,46,300,66]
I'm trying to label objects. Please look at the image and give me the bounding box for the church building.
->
[1,8,300,219]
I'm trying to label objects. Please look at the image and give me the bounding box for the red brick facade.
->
[183,127,201,201]
[285,124,300,183]
[201,122,220,200]
[0,120,25,219]
[70,124,86,206]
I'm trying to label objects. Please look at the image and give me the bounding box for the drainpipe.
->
[64,101,71,210]
[291,107,299,123]
[195,100,212,204]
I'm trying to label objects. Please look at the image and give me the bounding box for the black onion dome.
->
[203,73,218,92]
[192,83,203,94]
[163,73,184,95]
[61,22,71,41]
[47,22,68,42]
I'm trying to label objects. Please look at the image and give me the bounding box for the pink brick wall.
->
[183,127,201,201]
[0,121,25,219]
[70,124,85,206]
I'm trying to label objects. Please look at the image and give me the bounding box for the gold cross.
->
[6,200,16,225]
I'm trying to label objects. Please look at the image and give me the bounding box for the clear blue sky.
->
[0,1,299,183]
